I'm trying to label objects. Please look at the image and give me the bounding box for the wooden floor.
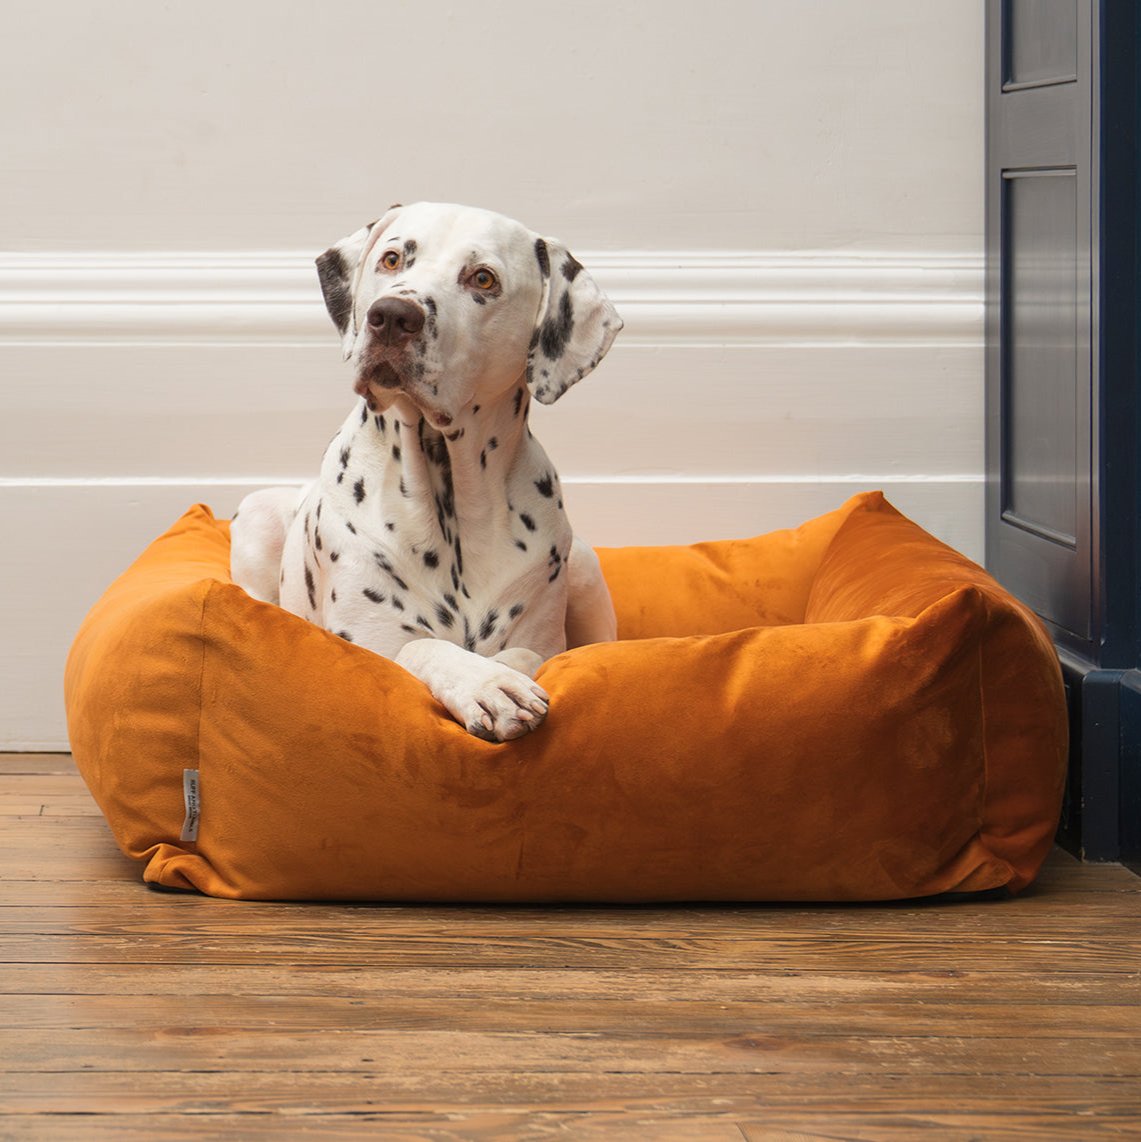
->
[0,754,1138,1141]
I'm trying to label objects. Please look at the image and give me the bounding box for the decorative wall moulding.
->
[0,250,982,348]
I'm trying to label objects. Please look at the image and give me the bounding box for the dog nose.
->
[366,297,425,345]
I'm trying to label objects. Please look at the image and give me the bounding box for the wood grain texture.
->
[1,753,1139,1140]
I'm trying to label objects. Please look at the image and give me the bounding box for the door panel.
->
[1006,0,1079,87]
[986,0,1093,647]
[1002,168,1079,549]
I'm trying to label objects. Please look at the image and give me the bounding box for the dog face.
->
[316,203,622,427]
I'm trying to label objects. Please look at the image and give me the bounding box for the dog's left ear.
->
[315,206,401,359]
[526,239,622,404]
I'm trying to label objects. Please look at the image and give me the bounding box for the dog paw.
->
[458,664,550,742]
[395,639,551,743]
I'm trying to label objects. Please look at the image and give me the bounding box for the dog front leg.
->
[230,486,306,604]
[565,537,618,647]
[396,639,550,742]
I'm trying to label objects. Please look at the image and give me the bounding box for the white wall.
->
[1,0,984,749]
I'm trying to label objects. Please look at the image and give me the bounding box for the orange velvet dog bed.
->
[64,492,1067,902]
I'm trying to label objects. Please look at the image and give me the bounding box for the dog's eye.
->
[469,268,498,291]
[380,250,402,271]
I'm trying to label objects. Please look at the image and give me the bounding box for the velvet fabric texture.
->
[64,492,1067,902]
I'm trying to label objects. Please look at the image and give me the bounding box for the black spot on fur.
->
[329,550,340,562]
[434,603,455,628]
[339,446,351,469]
[515,540,527,552]
[403,239,417,268]
[423,550,439,569]
[520,513,536,532]
[513,387,525,416]
[392,444,402,462]
[416,614,434,632]
[304,566,316,610]
[562,255,583,281]
[425,434,449,467]
[353,477,366,504]
[509,603,525,619]
[337,630,354,642]
[373,552,409,592]
[346,520,356,534]
[388,572,409,594]
[316,247,353,334]
[535,238,551,279]
[540,292,575,361]
[363,588,386,604]
[444,593,459,611]
[535,473,554,498]
[480,610,499,642]
[548,546,564,583]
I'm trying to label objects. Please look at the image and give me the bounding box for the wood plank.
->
[0,773,93,794]
[0,1077,1138,1138]
[3,963,1134,1005]
[0,795,102,817]
[1,1109,1135,1142]
[0,993,1137,1042]
[2,932,1138,975]
[1,1070,1137,1114]
[1,1026,1136,1078]
[2,889,1138,944]
[0,753,78,776]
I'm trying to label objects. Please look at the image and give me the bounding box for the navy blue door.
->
[985,0,1140,865]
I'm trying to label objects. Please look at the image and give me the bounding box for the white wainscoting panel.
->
[0,249,983,749]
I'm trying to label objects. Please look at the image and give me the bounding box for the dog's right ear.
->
[315,205,401,359]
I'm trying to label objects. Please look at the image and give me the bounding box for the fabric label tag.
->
[180,769,201,842]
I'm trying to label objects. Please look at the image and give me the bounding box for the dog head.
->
[315,203,622,427]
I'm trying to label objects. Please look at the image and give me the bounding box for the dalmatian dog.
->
[230,202,623,741]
